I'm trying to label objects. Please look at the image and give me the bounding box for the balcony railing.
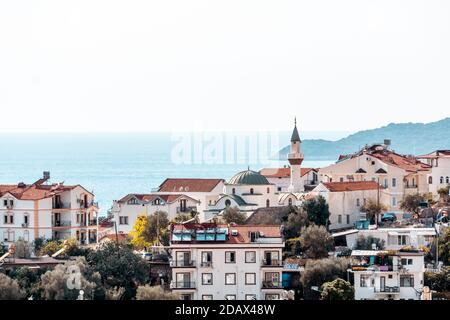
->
[52,220,72,227]
[262,281,283,289]
[170,260,196,267]
[405,184,418,189]
[262,259,283,267]
[374,286,400,293]
[171,281,196,289]
[176,206,197,213]
[304,180,319,186]
[351,264,394,272]
[199,261,213,268]
[53,203,71,209]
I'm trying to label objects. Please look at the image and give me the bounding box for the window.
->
[225,273,236,285]
[338,215,342,224]
[400,275,414,287]
[392,178,397,187]
[245,273,256,285]
[202,273,213,285]
[225,295,236,300]
[265,294,280,300]
[428,176,433,184]
[267,187,270,194]
[401,258,413,265]
[384,179,388,188]
[245,251,256,263]
[250,188,254,194]
[356,198,360,207]
[277,187,282,192]
[3,230,15,242]
[119,216,128,225]
[3,200,7,207]
[288,198,292,206]
[346,215,350,224]
[340,177,344,182]
[201,251,212,267]
[447,177,450,184]
[128,198,138,205]
[225,199,231,207]
[202,295,213,300]
[225,251,236,263]
[363,198,367,205]
[360,275,373,287]
[3,213,13,224]
[154,198,161,205]
[441,176,444,184]
[23,230,29,242]
[24,214,29,225]
[398,235,408,245]
[232,188,236,195]
[392,197,397,207]
[245,295,256,300]
[266,199,270,208]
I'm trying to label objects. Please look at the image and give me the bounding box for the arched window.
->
[266,199,270,208]
[428,176,433,184]
[288,198,292,206]
[225,199,231,207]
[232,188,236,195]
[441,176,444,184]
[250,188,254,194]
[267,187,270,194]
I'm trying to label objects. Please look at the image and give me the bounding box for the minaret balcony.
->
[288,152,304,160]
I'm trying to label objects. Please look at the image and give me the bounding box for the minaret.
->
[288,117,304,193]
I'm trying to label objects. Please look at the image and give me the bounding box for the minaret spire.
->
[288,117,304,193]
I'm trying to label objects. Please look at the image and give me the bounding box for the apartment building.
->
[0,172,98,245]
[416,150,450,199]
[111,193,200,234]
[351,250,425,300]
[310,181,388,231]
[169,223,285,300]
[319,144,431,212]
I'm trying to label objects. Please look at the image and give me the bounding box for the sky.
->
[0,0,449,133]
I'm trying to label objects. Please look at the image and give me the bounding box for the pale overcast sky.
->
[0,1,449,133]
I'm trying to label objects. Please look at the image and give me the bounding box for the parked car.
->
[381,213,397,222]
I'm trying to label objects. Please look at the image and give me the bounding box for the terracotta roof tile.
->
[260,167,316,178]
[323,181,381,192]
[158,178,224,193]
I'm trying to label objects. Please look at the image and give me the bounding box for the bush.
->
[105,287,125,300]
[221,207,247,225]
[135,285,179,300]
[0,273,26,300]
[14,238,32,258]
[353,235,385,250]
[40,240,62,256]
[424,267,450,292]
[320,278,354,300]
[8,267,47,299]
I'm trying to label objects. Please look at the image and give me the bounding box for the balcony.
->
[52,220,72,227]
[171,281,196,289]
[88,219,97,226]
[374,286,400,294]
[170,260,196,268]
[304,180,319,186]
[199,261,213,268]
[53,202,71,210]
[351,264,394,272]
[21,223,29,228]
[262,259,283,267]
[262,281,283,289]
[405,184,418,189]
[176,206,197,213]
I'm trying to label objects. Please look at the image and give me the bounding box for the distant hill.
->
[279,117,450,160]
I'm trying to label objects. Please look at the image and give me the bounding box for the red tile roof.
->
[158,178,224,193]
[260,167,316,178]
[323,181,381,192]
[171,223,282,244]
[118,193,199,204]
[0,183,80,200]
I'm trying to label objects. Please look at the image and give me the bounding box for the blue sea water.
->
[0,132,336,215]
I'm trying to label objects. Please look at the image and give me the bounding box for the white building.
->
[319,144,431,212]
[0,172,98,245]
[260,167,319,193]
[344,227,437,250]
[351,250,425,300]
[310,181,386,231]
[154,178,225,221]
[416,150,450,199]
[169,223,285,300]
[111,193,200,234]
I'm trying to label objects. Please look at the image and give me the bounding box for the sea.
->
[0,131,347,215]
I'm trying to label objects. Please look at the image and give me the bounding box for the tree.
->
[0,242,6,256]
[360,199,387,224]
[424,267,450,293]
[86,242,150,299]
[172,211,199,224]
[300,225,334,259]
[135,285,179,300]
[105,287,126,300]
[39,240,61,256]
[400,194,427,214]
[438,228,450,266]
[353,235,385,250]
[283,206,308,239]
[142,211,170,246]
[8,266,47,299]
[301,258,350,300]
[33,237,46,255]
[14,238,32,258]
[438,186,449,202]
[0,273,26,300]
[129,216,152,250]
[320,278,354,300]
[39,257,103,300]
[221,207,247,224]
[64,238,92,257]
[302,196,330,227]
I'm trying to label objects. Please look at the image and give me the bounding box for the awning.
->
[416,231,437,236]
[332,229,359,237]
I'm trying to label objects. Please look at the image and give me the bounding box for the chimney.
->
[43,171,50,180]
